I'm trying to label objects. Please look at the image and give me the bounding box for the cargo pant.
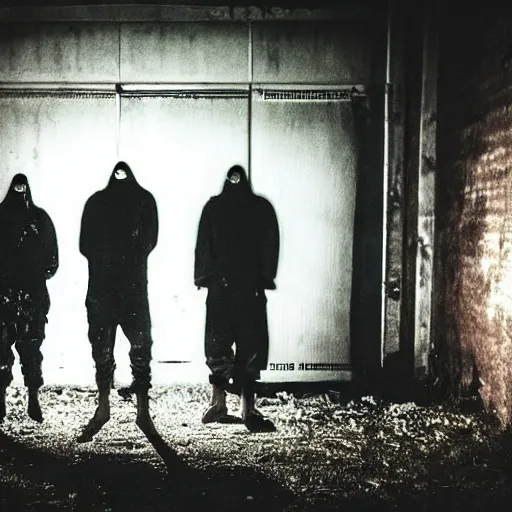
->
[86,293,152,393]
[205,278,269,395]
[0,289,46,390]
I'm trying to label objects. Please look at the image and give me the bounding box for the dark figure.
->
[77,161,158,442]
[0,174,58,423]
[195,165,279,433]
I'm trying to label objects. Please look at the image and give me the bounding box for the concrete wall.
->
[0,8,387,387]
[0,19,380,85]
[436,12,512,426]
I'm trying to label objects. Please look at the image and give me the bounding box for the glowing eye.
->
[228,172,240,184]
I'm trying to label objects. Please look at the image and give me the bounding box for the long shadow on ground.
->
[0,429,293,512]
[4,426,511,512]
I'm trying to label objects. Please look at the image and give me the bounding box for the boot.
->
[202,383,228,423]
[27,387,43,423]
[76,382,111,443]
[0,385,6,423]
[241,386,275,433]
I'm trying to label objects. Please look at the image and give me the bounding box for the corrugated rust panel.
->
[457,100,512,426]
[120,22,249,83]
[0,22,119,82]
[252,19,381,85]
[438,16,512,427]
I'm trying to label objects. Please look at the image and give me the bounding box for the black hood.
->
[221,165,252,196]
[0,173,34,212]
[107,161,139,188]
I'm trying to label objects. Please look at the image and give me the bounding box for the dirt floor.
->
[1,384,512,511]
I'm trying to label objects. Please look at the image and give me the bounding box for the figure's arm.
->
[194,202,213,289]
[261,201,280,290]
[79,197,93,260]
[42,211,59,280]
[137,194,159,256]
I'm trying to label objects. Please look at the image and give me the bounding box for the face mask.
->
[227,172,241,185]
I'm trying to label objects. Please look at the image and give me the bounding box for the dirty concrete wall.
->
[0,22,119,82]
[0,8,387,386]
[436,12,512,426]
[0,19,378,85]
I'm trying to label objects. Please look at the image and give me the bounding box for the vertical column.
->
[414,2,439,378]
[382,1,406,360]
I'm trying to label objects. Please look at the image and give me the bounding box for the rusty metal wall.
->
[437,14,512,426]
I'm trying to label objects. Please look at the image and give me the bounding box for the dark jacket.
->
[194,165,279,290]
[79,162,158,301]
[0,173,58,312]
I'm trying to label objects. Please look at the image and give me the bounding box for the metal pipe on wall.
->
[380,0,393,368]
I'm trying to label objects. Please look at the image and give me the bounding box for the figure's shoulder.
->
[204,195,220,208]
[33,206,54,225]
[87,190,103,203]
[134,185,157,205]
[254,194,275,212]
[142,187,156,203]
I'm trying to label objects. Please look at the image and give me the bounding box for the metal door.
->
[117,86,249,384]
[0,89,118,385]
[251,86,362,383]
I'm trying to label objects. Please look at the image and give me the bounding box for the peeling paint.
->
[438,15,512,427]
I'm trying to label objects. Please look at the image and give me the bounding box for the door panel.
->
[0,92,118,385]
[251,90,359,382]
[118,93,249,383]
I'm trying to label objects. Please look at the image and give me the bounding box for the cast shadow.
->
[0,429,293,512]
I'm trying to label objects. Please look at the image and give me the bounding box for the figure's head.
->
[2,173,32,210]
[227,166,242,185]
[114,168,127,180]
[11,173,29,192]
[223,165,250,195]
[109,161,137,186]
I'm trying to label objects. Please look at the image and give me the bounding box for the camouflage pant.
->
[86,296,152,393]
[0,290,46,389]
[205,281,269,394]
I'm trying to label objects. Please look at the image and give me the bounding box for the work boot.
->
[27,387,43,423]
[241,386,275,433]
[0,386,6,423]
[202,383,228,423]
[77,382,111,443]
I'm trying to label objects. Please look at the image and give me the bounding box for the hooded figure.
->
[77,161,159,442]
[195,165,279,432]
[0,173,58,423]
